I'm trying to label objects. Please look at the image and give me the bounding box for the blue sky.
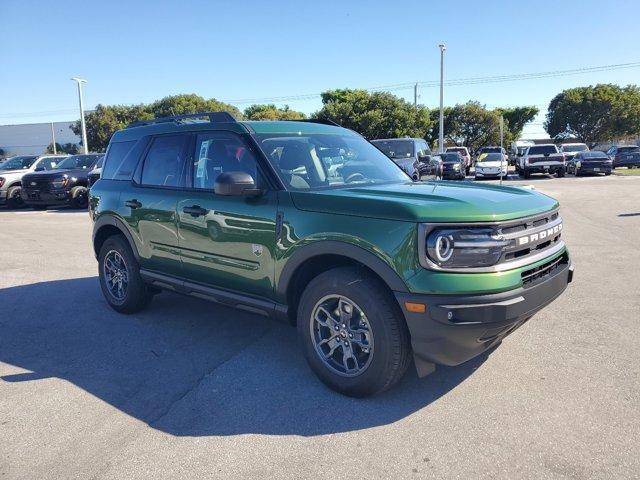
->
[2,0,639,138]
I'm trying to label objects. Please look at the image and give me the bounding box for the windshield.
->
[479,147,501,154]
[54,155,98,170]
[441,153,462,163]
[618,146,640,153]
[479,153,504,162]
[256,133,410,190]
[562,144,588,152]
[94,156,105,168]
[516,146,529,155]
[370,140,414,159]
[528,145,557,155]
[0,156,37,171]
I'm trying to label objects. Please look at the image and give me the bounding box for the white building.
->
[0,121,81,156]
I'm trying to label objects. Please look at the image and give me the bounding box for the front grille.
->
[23,179,53,192]
[498,209,562,264]
[521,253,568,286]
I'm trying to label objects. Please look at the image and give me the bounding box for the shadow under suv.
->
[90,113,573,397]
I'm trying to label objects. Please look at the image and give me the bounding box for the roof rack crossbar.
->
[127,111,236,128]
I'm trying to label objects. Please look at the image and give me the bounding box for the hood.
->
[0,169,30,176]
[23,168,90,180]
[290,181,558,223]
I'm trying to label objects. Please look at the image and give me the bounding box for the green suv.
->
[90,112,573,397]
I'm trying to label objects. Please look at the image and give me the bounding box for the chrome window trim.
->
[418,208,565,273]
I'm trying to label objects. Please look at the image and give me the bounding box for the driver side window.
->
[193,133,259,190]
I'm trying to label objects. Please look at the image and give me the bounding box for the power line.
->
[225,61,640,104]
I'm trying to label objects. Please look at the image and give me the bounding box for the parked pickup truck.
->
[22,153,103,209]
[517,144,566,178]
[90,113,573,397]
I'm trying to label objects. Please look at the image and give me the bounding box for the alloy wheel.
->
[103,250,129,301]
[310,295,374,377]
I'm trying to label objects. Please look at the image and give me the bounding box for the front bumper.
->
[475,169,507,178]
[395,259,573,368]
[22,188,71,205]
[442,170,463,179]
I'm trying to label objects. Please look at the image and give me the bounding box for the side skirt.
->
[139,269,289,322]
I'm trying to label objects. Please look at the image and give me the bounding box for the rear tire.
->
[557,168,565,178]
[523,169,531,179]
[6,186,24,209]
[297,267,412,397]
[98,235,153,314]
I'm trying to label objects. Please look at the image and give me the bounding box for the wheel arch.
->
[277,241,409,324]
[93,215,140,261]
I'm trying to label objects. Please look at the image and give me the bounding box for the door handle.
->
[182,205,209,217]
[125,199,142,209]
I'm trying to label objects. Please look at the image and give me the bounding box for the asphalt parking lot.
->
[1,174,639,479]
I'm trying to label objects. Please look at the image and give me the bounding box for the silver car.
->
[0,154,68,208]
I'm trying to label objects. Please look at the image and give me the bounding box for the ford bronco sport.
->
[90,112,573,397]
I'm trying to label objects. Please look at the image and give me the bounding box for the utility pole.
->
[499,115,505,186]
[71,77,89,154]
[414,83,418,107]
[50,122,57,154]
[438,44,446,153]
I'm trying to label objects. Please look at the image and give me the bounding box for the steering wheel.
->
[345,172,366,183]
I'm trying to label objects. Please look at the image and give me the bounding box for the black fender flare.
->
[276,240,409,299]
[92,214,140,261]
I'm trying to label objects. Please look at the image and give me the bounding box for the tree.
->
[46,143,79,154]
[496,106,539,140]
[426,101,504,153]
[71,94,244,152]
[148,94,242,119]
[71,103,152,152]
[244,104,306,120]
[313,89,432,139]
[545,84,640,143]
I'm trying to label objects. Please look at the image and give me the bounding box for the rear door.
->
[120,134,190,277]
[176,131,278,299]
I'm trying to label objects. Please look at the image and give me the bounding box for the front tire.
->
[69,186,88,209]
[297,267,411,397]
[98,235,153,314]
[6,186,24,209]
[557,168,565,178]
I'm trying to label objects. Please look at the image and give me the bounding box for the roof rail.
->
[127,111,237,128]
[297,118,342,127]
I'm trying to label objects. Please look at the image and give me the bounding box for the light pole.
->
[438,44,446,153]
[71,77,89,154]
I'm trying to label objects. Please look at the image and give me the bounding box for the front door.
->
[176,131,278,299]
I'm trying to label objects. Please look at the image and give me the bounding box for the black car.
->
[22,153,103,209]
[437,152,466,180]
[567,151,612,176]
[371,138,433,180]
[88,156,105,187]
[605,145,640,169]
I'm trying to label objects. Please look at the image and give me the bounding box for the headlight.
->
[424,227,509,269]
[51,176,69,188]
[0,177,5,188]
[453,164,460,170]
[575,161,581,168]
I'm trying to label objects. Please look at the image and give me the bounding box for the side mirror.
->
[214,171,262,197]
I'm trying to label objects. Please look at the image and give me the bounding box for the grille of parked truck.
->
[89,113,573,397]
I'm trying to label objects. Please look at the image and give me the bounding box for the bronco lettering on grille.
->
[517,223,562,246]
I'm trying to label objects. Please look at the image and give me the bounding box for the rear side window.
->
[102,141,137,180]
[140,135,188,188]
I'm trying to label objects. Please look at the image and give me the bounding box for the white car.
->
[474,152,508,179]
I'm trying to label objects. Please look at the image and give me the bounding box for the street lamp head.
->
[438,44,446,52]
[71,77,87,84]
